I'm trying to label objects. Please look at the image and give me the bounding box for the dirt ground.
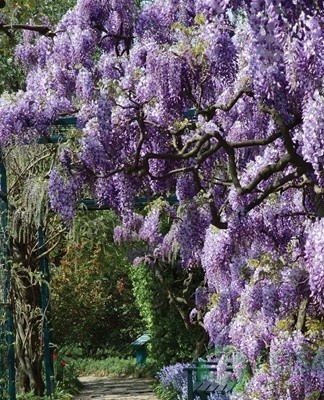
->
[73,376,158,400]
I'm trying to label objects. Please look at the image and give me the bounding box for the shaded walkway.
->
[74,376,158,400]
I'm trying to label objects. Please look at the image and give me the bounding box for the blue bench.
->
[185,360,236,400]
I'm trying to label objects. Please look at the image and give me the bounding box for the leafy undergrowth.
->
[74,356,158,378]
[17,391,74,400]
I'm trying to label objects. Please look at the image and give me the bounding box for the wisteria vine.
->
[1,0,324,398]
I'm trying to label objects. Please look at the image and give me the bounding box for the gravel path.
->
[74,376,158,400]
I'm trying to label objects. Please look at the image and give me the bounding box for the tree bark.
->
[11,253,45,396]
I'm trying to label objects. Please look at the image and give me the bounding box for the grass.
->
[16,391,74,400]
[73,356,159,378]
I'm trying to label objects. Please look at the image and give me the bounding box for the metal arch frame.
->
[0,115,179,399]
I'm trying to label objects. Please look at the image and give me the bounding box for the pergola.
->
[0,114,179,399]
[0,116,83,399]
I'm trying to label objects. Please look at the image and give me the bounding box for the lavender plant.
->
[157,363,190,399]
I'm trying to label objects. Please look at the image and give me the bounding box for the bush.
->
[72,355,158,378]
[52,350,81,394]
[155,363,190,400]
[130,263,206,367]
[17,391,73,400]
[153,383,178,400]
[51,211,145,356]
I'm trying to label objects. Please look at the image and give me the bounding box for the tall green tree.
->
[51,211,144,356]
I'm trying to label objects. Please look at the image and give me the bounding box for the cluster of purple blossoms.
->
[157,363,190,400]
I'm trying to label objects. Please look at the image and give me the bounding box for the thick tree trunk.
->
[11,264,45,396]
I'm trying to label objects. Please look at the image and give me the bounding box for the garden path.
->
[74,375,158,400]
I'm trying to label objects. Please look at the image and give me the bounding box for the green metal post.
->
[0,275,7,399]
[38,224,54,396]
[0,153,16,400]
[187,368,194,400]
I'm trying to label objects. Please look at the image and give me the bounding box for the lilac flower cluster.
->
[195,286,209,311]
[305,219,324,310]
[175,203,211,269]
[208,393,230,400]
[139,207,162,246]
[300,91,324,180]
[48,169,84,223]
[204,290,234,346]
[157,363,190,400]
[241,331,324,399]
[201,226,233,291]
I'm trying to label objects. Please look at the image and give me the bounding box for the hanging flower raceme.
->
[305,219,324,311]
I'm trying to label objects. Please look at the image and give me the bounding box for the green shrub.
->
[51,211,145,356]
[153,382,178,400]
[16,391,73,400]
[130,263,205,367]
[73,356,158,378]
